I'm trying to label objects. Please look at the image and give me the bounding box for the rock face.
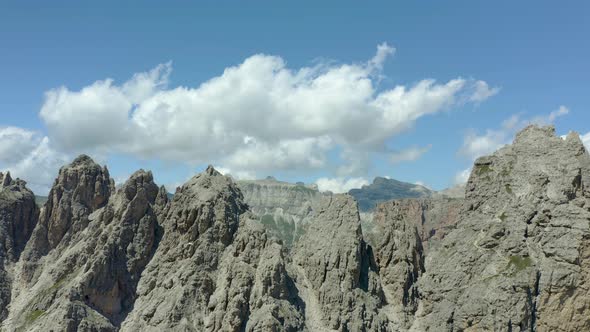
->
[413,126,590,331]
[0,172,39,321]
[349,177,433,212]
[374,200,425,330]
[121,166,248,330]
[374,197,462,252]
[0,172,39,263]
[293,194,389,331]
[237,177,325,247]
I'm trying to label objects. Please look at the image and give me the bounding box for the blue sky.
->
[1,1,589,194]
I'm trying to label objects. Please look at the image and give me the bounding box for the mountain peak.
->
[349,176,432,211]
[70,154,97,167]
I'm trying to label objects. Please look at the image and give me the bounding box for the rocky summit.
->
[0,125,590,331]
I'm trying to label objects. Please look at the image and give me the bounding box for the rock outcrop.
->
[0,172,39,321]
[120,166,246,330]
[293,194,389,331]
[373,201,425,330]
[413,126,590,331]
[0,172,39,263]
[24,155,114,261]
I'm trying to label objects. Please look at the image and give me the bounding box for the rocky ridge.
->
[0,125,588,331]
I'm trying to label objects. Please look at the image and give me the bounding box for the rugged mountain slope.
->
[237,177,324,246]
[3,125,590,331]
[4,157,162,331]
[121,167,304,331]
[291,193,429,331]
[349,177,433,212]
[413,126,590,331]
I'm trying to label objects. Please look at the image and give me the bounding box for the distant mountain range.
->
[35,176,449,211]
[348,177,433,212]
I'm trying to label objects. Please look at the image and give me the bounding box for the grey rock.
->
[121,166,249,331]
[4,158,159,332]
[413,126,590,331]
[4,125,590,331]
[206,218,304,332]
[374,197,462,253]
[373,200,425,329]
[3,165,158,331]
[0,172,39,322]
[293,194,388,331]
[0,172,39,263]
[24,154,114,261]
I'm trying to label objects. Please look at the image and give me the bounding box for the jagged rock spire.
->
[294,194,387,331]
[25,155,114,256]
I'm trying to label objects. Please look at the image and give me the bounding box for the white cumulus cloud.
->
[38,43,494,177]
[0,127,41,164]
[390,145,431,164]
[0,136,71,194]
[580,132,590,150]
[214,166,256,180]
[315,177,369,193]
[453,167,472,185]
[469,80,500,103]
[4,44,499,193]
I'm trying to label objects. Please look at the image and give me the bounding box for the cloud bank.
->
[315,177,370,194]
[0,44,497,194]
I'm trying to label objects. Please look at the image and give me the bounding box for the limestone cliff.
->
[237,177,325,247]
